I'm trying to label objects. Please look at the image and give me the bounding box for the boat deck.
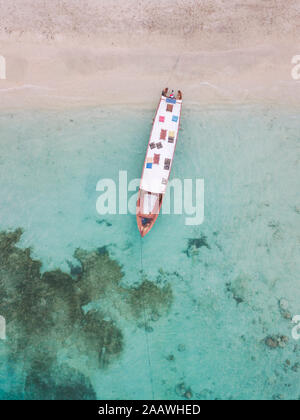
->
[140,96,182,194]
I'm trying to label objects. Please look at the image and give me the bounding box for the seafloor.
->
[0,105,299,400]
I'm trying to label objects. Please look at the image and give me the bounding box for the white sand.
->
[0,0,300,108]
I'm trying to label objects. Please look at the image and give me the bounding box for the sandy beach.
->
[0,0,300,108]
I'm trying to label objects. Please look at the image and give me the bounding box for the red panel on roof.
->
[154,153,160,164]
[160,129,167,140]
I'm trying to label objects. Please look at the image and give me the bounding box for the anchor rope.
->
[165,50,184,89]
[140,236,155,400]
[139,56,185,396]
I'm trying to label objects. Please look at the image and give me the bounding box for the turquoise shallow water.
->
[0,104,299,400]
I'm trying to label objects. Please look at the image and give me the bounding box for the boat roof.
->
[140,96,182,194]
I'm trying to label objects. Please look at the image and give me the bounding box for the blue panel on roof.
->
[146,163,152,169]
[172,115,178,122]
[166,98,176,104]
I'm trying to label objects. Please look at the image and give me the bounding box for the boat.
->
[136,88,183,237]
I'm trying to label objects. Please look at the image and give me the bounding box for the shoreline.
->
[1,99,300,114]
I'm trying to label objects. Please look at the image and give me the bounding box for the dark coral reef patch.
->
[0,229,173,399]
[184,235,210,257]
[25,361,96,400]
